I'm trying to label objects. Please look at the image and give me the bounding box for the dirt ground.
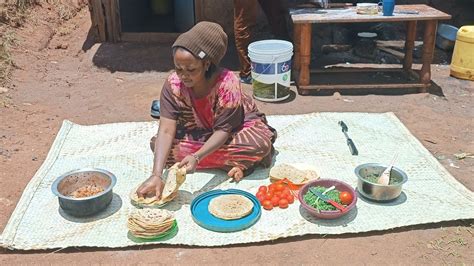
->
[1,3,473,265]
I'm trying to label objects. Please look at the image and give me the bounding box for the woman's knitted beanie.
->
[172,21,228,65]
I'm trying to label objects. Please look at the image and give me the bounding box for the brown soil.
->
[1,3,473,265]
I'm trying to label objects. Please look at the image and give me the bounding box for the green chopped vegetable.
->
[363,172,403,185]
[303,186,342,211]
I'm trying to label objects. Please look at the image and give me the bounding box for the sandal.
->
[150,100,160,118]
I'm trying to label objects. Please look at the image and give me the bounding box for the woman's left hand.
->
[179,155,198,173]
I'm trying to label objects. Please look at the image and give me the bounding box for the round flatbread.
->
[130,163,186,207]
[130,208,173,224]
[269,163,319,185]
[127,209,176,238]
[208,194,254,220]
[130,187,157,204]
[160,163,187,201]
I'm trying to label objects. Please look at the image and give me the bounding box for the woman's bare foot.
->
[227,166,244,182]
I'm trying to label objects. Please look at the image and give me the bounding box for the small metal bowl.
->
[354,163,408,202]
[51,168,117,217]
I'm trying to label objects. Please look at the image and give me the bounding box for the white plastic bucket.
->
[248,40,293,102]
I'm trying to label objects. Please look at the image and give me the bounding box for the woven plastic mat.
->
[1,112,473,250]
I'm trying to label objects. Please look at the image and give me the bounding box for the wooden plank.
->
[294,68,428,94]
[100,0,121,42]
[121,32,180,43]
[299,83,426,90]
[292,23,301,71]
[291,4,451,24]
[86,0,98,41]
[299,23,312,86]
[109,0,121,42]
[420,20,437,92]
[310,67,404,73]
[103,0,115,42]
[89,0,106,42]
[378,46,405,59]
[377,40,422,49]
[403,21,417,70]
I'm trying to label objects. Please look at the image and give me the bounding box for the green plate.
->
[130,199,169,209]
[128,220,178,243]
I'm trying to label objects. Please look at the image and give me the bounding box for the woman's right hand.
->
[136,174,164,199]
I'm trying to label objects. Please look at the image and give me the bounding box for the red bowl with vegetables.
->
[298,179,357,219]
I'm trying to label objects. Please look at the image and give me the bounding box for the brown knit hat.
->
[172,21,228,65]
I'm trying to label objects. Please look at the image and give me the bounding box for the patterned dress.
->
[155,68,276,174]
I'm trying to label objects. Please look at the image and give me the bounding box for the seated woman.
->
[137,21,276,198]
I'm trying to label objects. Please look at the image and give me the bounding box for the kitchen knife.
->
[338,121,358,155]
[309,187,347,212]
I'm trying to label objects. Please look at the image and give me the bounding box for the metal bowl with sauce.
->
[51,168,117,217]
[355,163,408,202]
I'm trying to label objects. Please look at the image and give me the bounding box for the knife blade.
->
[309,187,346,212]
[338,121,358,155]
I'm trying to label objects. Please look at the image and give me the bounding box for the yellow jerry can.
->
[450,26,474,81]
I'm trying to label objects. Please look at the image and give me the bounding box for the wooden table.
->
[290,4,451,94]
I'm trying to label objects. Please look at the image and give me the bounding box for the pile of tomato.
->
[255,183,295,210]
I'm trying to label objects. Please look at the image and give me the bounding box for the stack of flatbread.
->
[127,209,176,239]
[130,163,187,208]
[208,194,254,220]
[269,163,319,185]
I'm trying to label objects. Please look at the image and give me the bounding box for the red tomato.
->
[258,186,267,193]
[274,191,282,197]
[339,191,353,205]
[275,183,285,191]
[278,198,289,209]
[268,184,276,192]
[281,189,290,198]
[264,191,274,200]
[256,192,265,203]
[271,196,280,207]
[262,200,273,210]
[286,194,295,204]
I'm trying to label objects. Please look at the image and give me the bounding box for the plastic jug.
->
[450,26,474,81]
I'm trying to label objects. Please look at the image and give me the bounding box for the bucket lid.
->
[457,26,474,43]
[248,40,293,56]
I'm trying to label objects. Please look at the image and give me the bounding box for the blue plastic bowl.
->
[436,24,459,50]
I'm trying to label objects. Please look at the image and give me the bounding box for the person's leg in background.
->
[258,0,290,40]
[233,0,258,83]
